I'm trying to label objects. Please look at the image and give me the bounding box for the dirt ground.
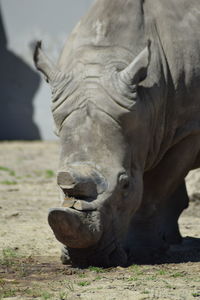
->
[0,141,199,300]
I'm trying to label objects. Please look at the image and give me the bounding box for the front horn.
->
[48,207,103,248]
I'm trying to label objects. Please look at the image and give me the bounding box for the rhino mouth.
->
[61,187,98,211]
[61,196,97,211]
[61,234,128,268]
[48,203,128,267]
[48,189,128,267]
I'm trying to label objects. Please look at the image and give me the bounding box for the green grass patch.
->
[142,290,150,294]
[146,275,157,281]
[171,272,185,278]
[0,180,18,185]
[33,169,55,179]
[129,264,144,275]
[89,266,105,273]
[2,247,18,258]
[127,276,139,282]
[77,281,91,287]
[0,279,5,286]
[163,280,176,289]
[22,288,53,299]
[40,291,53,300]
[0,166,16,176]
[59,291,69,300]
[158,269,167,275]
[78,273,86,278]
[45,169,55,178]
[192,292,200,297]
[95,275,102,280]
[0,288,17,298]
[0,247,19,267]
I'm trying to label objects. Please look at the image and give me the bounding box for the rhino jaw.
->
[48,207,103,248]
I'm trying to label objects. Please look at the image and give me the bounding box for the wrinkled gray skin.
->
[34,0,200,267]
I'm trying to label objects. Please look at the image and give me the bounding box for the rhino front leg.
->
[126,182,189,263]
[160,180,189,245]
[127,135,200,261]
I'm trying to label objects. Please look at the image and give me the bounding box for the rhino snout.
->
[49,165,108,250]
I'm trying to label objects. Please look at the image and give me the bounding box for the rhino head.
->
[34,41,151,267]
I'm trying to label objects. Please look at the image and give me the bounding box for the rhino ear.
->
[33,41,59,83]
[119,41,151,86]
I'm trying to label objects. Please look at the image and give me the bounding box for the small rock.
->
[6,211,20,218]
[11,212,20,217]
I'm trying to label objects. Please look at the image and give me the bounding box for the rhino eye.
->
[119,174,130,190]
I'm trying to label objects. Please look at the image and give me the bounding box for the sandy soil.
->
[0,141,199,300]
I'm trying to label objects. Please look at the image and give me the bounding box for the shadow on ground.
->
[128,237,200,265]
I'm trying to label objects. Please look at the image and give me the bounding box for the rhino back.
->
[59,0,200,72]
[146,0,200,95]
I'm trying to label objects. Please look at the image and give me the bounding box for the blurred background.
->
[0,0,94,140]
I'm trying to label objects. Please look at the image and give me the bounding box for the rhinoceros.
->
[34,0,200,267]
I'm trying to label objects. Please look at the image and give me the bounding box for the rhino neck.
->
[135,80,168,172]
[142,24,175,170]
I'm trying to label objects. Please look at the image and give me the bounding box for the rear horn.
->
[119,40,151,86]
